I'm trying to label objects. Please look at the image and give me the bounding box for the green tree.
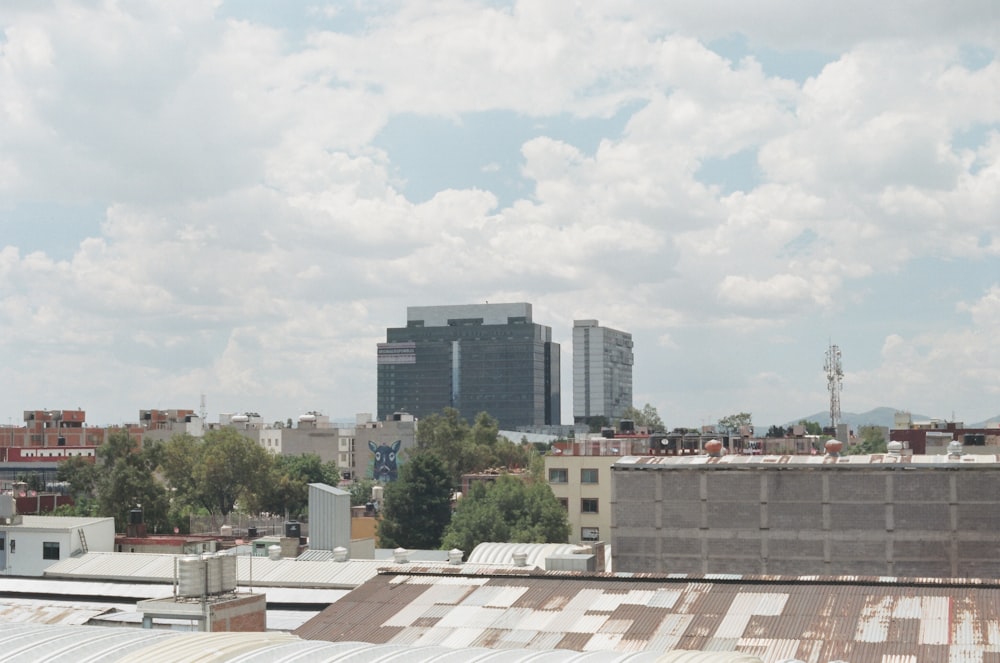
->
[416,408,531,488]
[765,425,787,438]
[619,404,665,431]
[718,412,754,435]
[253,453,329,519]
[441,474,569,556]
[57,455,99,499]
[585,416,610,434]
[377,453,453,549]
[348,477,376,507]
[161,428,272,520]
[846,426,888,455]
[99,445,171,532]
[797,419,823,435]
[56,430,172,532]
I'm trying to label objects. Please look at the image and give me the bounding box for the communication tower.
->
[824,342,843,429]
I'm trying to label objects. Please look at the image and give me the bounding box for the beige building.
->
[545,434,658,546]
[545,453,616,545]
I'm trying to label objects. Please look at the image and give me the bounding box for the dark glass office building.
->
[377,303,561,429]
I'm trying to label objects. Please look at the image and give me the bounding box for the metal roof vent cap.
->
[393,547,409,563]
[947,440,964,459]
[512,552,528,567]
[448,548,464,565]
[825,440,843,457]
[332,546,348,562]
[267,544,282,561]
[886,441,903,458]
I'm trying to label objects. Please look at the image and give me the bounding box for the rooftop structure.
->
[612,449,1000,577]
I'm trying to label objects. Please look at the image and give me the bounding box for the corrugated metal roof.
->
[2,574,351,606]
[614,453,1000,468]
[0,598,120,625]
[44,551,528,589]
[0,624,760,662]
[295,568,1000,662]
[467,542,584,567]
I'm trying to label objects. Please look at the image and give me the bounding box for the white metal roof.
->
[44,551,508,589]
[0,624,762,662]
[2,515,112,529]
[466,542,583,568]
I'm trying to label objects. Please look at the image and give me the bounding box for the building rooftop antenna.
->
[824,342,843,429]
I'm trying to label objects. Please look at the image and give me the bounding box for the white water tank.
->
[177,555,206,598]
[268,544,282,561]
[219,553,237,592]
[203,552,222,594]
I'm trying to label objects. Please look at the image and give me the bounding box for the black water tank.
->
[247,527,258,538]
[128,509,143,525]
[284,521,301,539]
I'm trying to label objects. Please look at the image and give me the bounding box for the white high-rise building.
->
[573,320,633,424]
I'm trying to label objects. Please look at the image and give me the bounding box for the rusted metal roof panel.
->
[295,569,1000,661]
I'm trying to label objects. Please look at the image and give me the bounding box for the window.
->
[581,468,599,484]
[42,542,60,560]
[548,468,568,483]
[581,527,600,541]
[581,498,599,514]
[558,498,568,510]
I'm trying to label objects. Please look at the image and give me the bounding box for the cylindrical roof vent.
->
[448,549,464,565]
[393,547,409,563]
[332,546,348,562]
[512,552,528,567]
[267,544,282,561]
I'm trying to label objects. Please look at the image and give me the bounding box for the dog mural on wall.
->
[369,440,402,482]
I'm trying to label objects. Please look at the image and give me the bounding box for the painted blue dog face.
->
[369,439,402,482]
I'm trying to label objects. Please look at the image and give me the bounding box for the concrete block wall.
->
[612,465,1000,577]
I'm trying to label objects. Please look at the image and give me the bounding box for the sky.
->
[1,1,998,430]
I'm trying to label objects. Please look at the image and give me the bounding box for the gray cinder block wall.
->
[612,460,1000,577]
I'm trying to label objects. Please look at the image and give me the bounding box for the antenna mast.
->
[824,342,843,429]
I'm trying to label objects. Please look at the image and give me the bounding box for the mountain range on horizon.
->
[785,406,1000,431]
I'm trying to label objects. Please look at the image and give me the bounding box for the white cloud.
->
[0,1,997,425]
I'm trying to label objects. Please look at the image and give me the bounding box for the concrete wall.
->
[612,464,1000,577]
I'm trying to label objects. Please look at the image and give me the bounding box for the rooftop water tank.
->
[177,555,206,598]
[219,553,237,593]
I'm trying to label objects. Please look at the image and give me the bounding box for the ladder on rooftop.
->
[78,528,88,554]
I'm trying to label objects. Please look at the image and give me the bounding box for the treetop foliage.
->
[718,412,753,434]
[377,452,453,550]
[415,408,532,489]
[618,403,664,431]
[58,427,345,531]
[441,474,570,556]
